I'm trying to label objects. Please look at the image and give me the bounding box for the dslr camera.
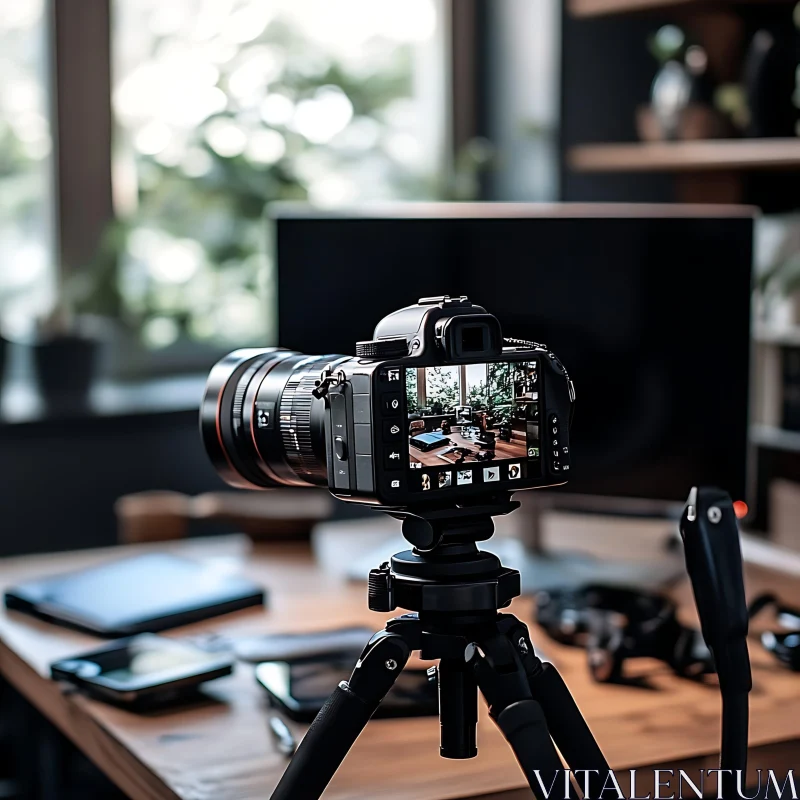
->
[201,296,574,508]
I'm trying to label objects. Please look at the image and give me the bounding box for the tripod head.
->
[368,494,523,616]
[273,490,612,800]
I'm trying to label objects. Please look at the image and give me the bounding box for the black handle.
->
[680,486,751,796]
[679,486,751,694]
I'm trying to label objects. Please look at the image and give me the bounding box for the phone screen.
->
[256,656,438,721]
[52,634,230,689]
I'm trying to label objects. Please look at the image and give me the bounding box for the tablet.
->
[5,552,265,636]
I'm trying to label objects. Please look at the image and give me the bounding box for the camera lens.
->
[200,348,348,489]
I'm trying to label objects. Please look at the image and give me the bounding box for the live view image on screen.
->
[405,361,540,492]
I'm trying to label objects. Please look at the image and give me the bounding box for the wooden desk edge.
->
[0,640,180,800]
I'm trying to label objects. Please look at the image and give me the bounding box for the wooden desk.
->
[1,534,800,800]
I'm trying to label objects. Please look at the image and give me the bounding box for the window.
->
[112,0,445,353]
[0,0,55,340]
[485,0,559,201]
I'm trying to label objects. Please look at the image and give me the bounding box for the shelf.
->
[569,0,694,16]
[569,0,794,18]
[751,424,800,453]
[753,324,800,347]
[567,139,800,173]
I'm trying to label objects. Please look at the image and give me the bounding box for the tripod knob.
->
[368,564,395,612]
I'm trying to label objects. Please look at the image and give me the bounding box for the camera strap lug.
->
[312,366,346,399]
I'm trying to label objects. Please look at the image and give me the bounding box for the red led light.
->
[733,500,748,519]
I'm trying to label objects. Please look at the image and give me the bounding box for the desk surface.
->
[1,534,800,800]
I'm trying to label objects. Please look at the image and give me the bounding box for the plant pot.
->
[636,103,731,142]
[32,334,100,411]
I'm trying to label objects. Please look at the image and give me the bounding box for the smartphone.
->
[255,655,438,722]
[51,634,234,708]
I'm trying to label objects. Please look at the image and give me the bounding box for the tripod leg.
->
[270,631,411,800]
[472,636,580,800]
[438,657,478,759]
[501,617,611,798]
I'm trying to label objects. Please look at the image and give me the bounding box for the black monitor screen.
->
[275,208,753,504]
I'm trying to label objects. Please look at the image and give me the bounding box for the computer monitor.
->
[273,204,754,506]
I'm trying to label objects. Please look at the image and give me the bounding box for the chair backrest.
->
[115,489,334,544]
[409,420,425,435]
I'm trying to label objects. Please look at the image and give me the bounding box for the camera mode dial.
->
[355,336,409,359]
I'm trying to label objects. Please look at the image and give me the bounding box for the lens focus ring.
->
[279,361,329,482]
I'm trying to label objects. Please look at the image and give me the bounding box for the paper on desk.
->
[311,513,685,593]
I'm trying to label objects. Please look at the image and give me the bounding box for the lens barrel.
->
[200,348,348,490]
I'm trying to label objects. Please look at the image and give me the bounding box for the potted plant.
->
[32,309,99,410]
[638,26,728,141]
[757,253,800,328]
[756,215,800,328]
[32,227,124,410]
[0,271,23,396]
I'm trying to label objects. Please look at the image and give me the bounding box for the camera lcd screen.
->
[405,361,541,492]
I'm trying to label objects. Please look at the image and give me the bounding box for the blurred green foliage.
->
[112,0,441,350]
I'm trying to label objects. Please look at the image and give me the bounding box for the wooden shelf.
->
[568,139,800,173]
[569,0,693,16]
[569,0,794,18]
[754,324,800,347]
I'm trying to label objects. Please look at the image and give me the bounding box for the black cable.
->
[719,690,749,799]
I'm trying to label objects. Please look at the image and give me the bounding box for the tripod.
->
[271,497,610,800]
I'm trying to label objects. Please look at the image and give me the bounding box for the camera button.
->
[334,436,348,461]
[355,454,374,493]
[383,421,403,441]
[354,424,372,455]
[333,460,350,489]
[549,414,559,426]
[379,367,402,383]
[353,394,371,423]
[350,374,370,393]
[383,394,402,414]
[384,476,404,492]
[384,448,403,470]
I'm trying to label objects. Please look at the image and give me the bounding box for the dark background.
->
[278,214,753,504]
